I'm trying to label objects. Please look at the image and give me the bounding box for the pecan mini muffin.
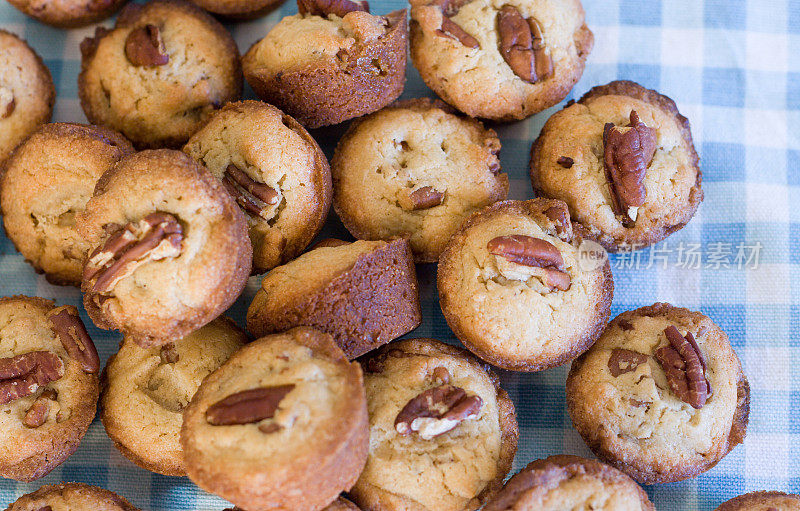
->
[716,491,800,511]
[0,31,54,167]
[0,296,100,482]
[566,303,750,484]
[184,100,332,273]
[437,198,613,371]
[530,80,702,251]
[352,339,517,511]
[6,0,127,27]
[410,0,592,121]
[247,238,421,359]
[101,317,247,476]
[332,98,508,262]
[78,0,242,149]
[483,455,654,511]
[181,327,369,511]
[4,483,140,511]
[1,123,134,286]
[242,0,408,128]
[77,149,252,348]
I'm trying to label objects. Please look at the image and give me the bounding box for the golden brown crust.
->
[437,198,614,372]
[6,0,128,27]
[4,482,140,510]
[530,80,703,251]
[715,491,800,511]
[244,9,408,128]
[566,303,750,484]
[484,455,654,511]
[188,0,285,19]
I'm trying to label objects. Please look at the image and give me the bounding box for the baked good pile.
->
[0,0,777,509]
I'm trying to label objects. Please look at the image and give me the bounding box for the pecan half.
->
[608,348,649,377]
[433,0,479,48]
[206,384,295,426]
[298,0,369,17]
[497,6,551,84]
[543,206,570,241]
[0,86,14,119]
[404,186,445,211]
[84,212,183,294]
[556,156,573,168]
[222,164,280,220]
[160,343,179,364]
[23,389,57,428]
[655,326,711,409]
[395,384,482,440]
[47,306,100,374]
[0,352,64,405]
[125,24,169,67]
[602,110,657,226]
[487,235,571,291]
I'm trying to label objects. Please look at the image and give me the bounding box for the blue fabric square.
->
[616,63,661,90]
[790,0,800,33]
[789,73,800,110]
[703,68,745,107]
[702,142,746,182]
[620,0,662,26]
[702,304,746,346]
[704,0,746,29]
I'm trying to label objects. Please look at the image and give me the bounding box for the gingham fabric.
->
[0,0,797,509]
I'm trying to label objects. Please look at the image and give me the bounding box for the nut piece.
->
[298,0,369,17]
[608,348,649,377]
[46,306,100,374]
[0,351,64,405]
[206,384,295,426]
[23,389,58,428]
[543,206,571,241]
[0,86,15,119]
[432,366,450,385]
[395,384,483,440]
[496,6,552,84]
[556,156,573,168]
[84,212,184,295]
[655,326,711,409]
[433,0,479,48]
[160,343,179,364]
[487,234,571,291]
[602,110,657,226]
[404,186,445,211]
[125,24,169,67]
[222,164,280,220]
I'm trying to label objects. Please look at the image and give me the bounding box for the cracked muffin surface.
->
[0,30,54,167]
[332,98,508,262]
[410,0,592,120]
[4,483,140,511]
[242,0,407,128]
[184,100,332,273]
[530,80,702,251]
[437,198,613,371]
[1,123,134,286]
[100,316,246,476]
[0,296,100,482]
[483,455,654,511]
[566,303,750,484]
[77,149,252,348]
[351,339,517,511]
[78,0,242,149]
[181,327,368,511]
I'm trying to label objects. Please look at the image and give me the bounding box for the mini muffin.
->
[247,239,421,359]
[716,492,800,511]
[6,0,127,27]
[4,483,140,511]
[0,296,100,482]
[332,98,508,262]
[188,0,285,19]
[437,198,613,372]
[483,455,655,511]
[1,123,134,286]
[352,339,517,511]
[566,303,750,484]
[242,0,408,128]
[181,327,369,511]
[0,31,54,167]
[101,317,247,476]
[78,0,242,149]
[78,149,252,348]
[410,0,592,121]
[530,80,702,251]
[184,100,332,273]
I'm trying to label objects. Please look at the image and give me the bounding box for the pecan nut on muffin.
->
[531,80,702,251]
[242,0,408,128]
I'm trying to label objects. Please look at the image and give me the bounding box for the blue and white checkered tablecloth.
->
[1,0,798,509]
